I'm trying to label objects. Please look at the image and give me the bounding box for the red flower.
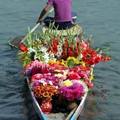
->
[68,72,80,80]
[61,49,67,59]
[31,73,43,82]
[74,47,79,57]
[19,43,28,52]
[40,99,52,113]
[82,48,102,65]
[68,47,74,57]
[101,55,111,62]
[64,38,69,48]
[94,54,102,63]
[50,37,59,54]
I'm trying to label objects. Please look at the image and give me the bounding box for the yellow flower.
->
[67,57,79,64]
[63,80,73,87]
[48,60,61,65]
[79,61,86,66]
[65,57,80,67]
[61,59,67,67]
[90,68,94,81]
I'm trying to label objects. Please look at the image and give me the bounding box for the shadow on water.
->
[78,88,109,120]
[22,79,39,120]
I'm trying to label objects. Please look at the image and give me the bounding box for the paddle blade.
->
[8,36,25,48]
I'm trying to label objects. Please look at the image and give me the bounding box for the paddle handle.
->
[20,23,40,43]
[30,23,40,33]
[21,7,54,43]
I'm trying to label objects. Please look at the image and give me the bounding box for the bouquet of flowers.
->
[59,80,85,101]
[18,28,111,113]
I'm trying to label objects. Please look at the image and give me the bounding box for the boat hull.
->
[26,78,88,120]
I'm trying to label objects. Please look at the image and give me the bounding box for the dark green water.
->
[0,0,120,120]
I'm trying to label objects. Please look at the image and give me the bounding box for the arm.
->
[37,4,52,23]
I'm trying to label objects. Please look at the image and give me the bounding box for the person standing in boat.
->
[37,0,74,30]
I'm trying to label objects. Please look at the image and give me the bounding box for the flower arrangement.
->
[59,80,85,101]
[33,81,58,100]
[18,27,111,113]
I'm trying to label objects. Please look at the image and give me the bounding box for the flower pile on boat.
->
[59,80,85,101]
[18,30,111,113]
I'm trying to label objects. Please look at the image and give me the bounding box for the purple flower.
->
[59,82,84,101]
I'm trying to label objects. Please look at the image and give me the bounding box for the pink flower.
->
[25,60,52,76]
[67,72,80,80]
[80,40,90,50]
[32,73,43,81]
[60,82,84,101]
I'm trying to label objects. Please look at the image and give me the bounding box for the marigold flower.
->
[33,83,58,100]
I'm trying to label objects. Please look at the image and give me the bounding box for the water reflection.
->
[79,88,109,120]
[22,80,39,120]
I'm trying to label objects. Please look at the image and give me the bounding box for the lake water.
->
[0,0,120,120]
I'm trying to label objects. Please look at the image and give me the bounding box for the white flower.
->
[56,44,62,57]
[39,79,47,85]
[29,47,36,53]
[43,53,50,63]
[78,54,83,60]
[40,46,47,52]
[49,53,56,60]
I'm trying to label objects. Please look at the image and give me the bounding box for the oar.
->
[8,7,54,48]
[8,23,40,48]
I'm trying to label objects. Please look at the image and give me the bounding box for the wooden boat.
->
[26,77,88,120]
[9,11,88,119]
[8,7,111,120]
